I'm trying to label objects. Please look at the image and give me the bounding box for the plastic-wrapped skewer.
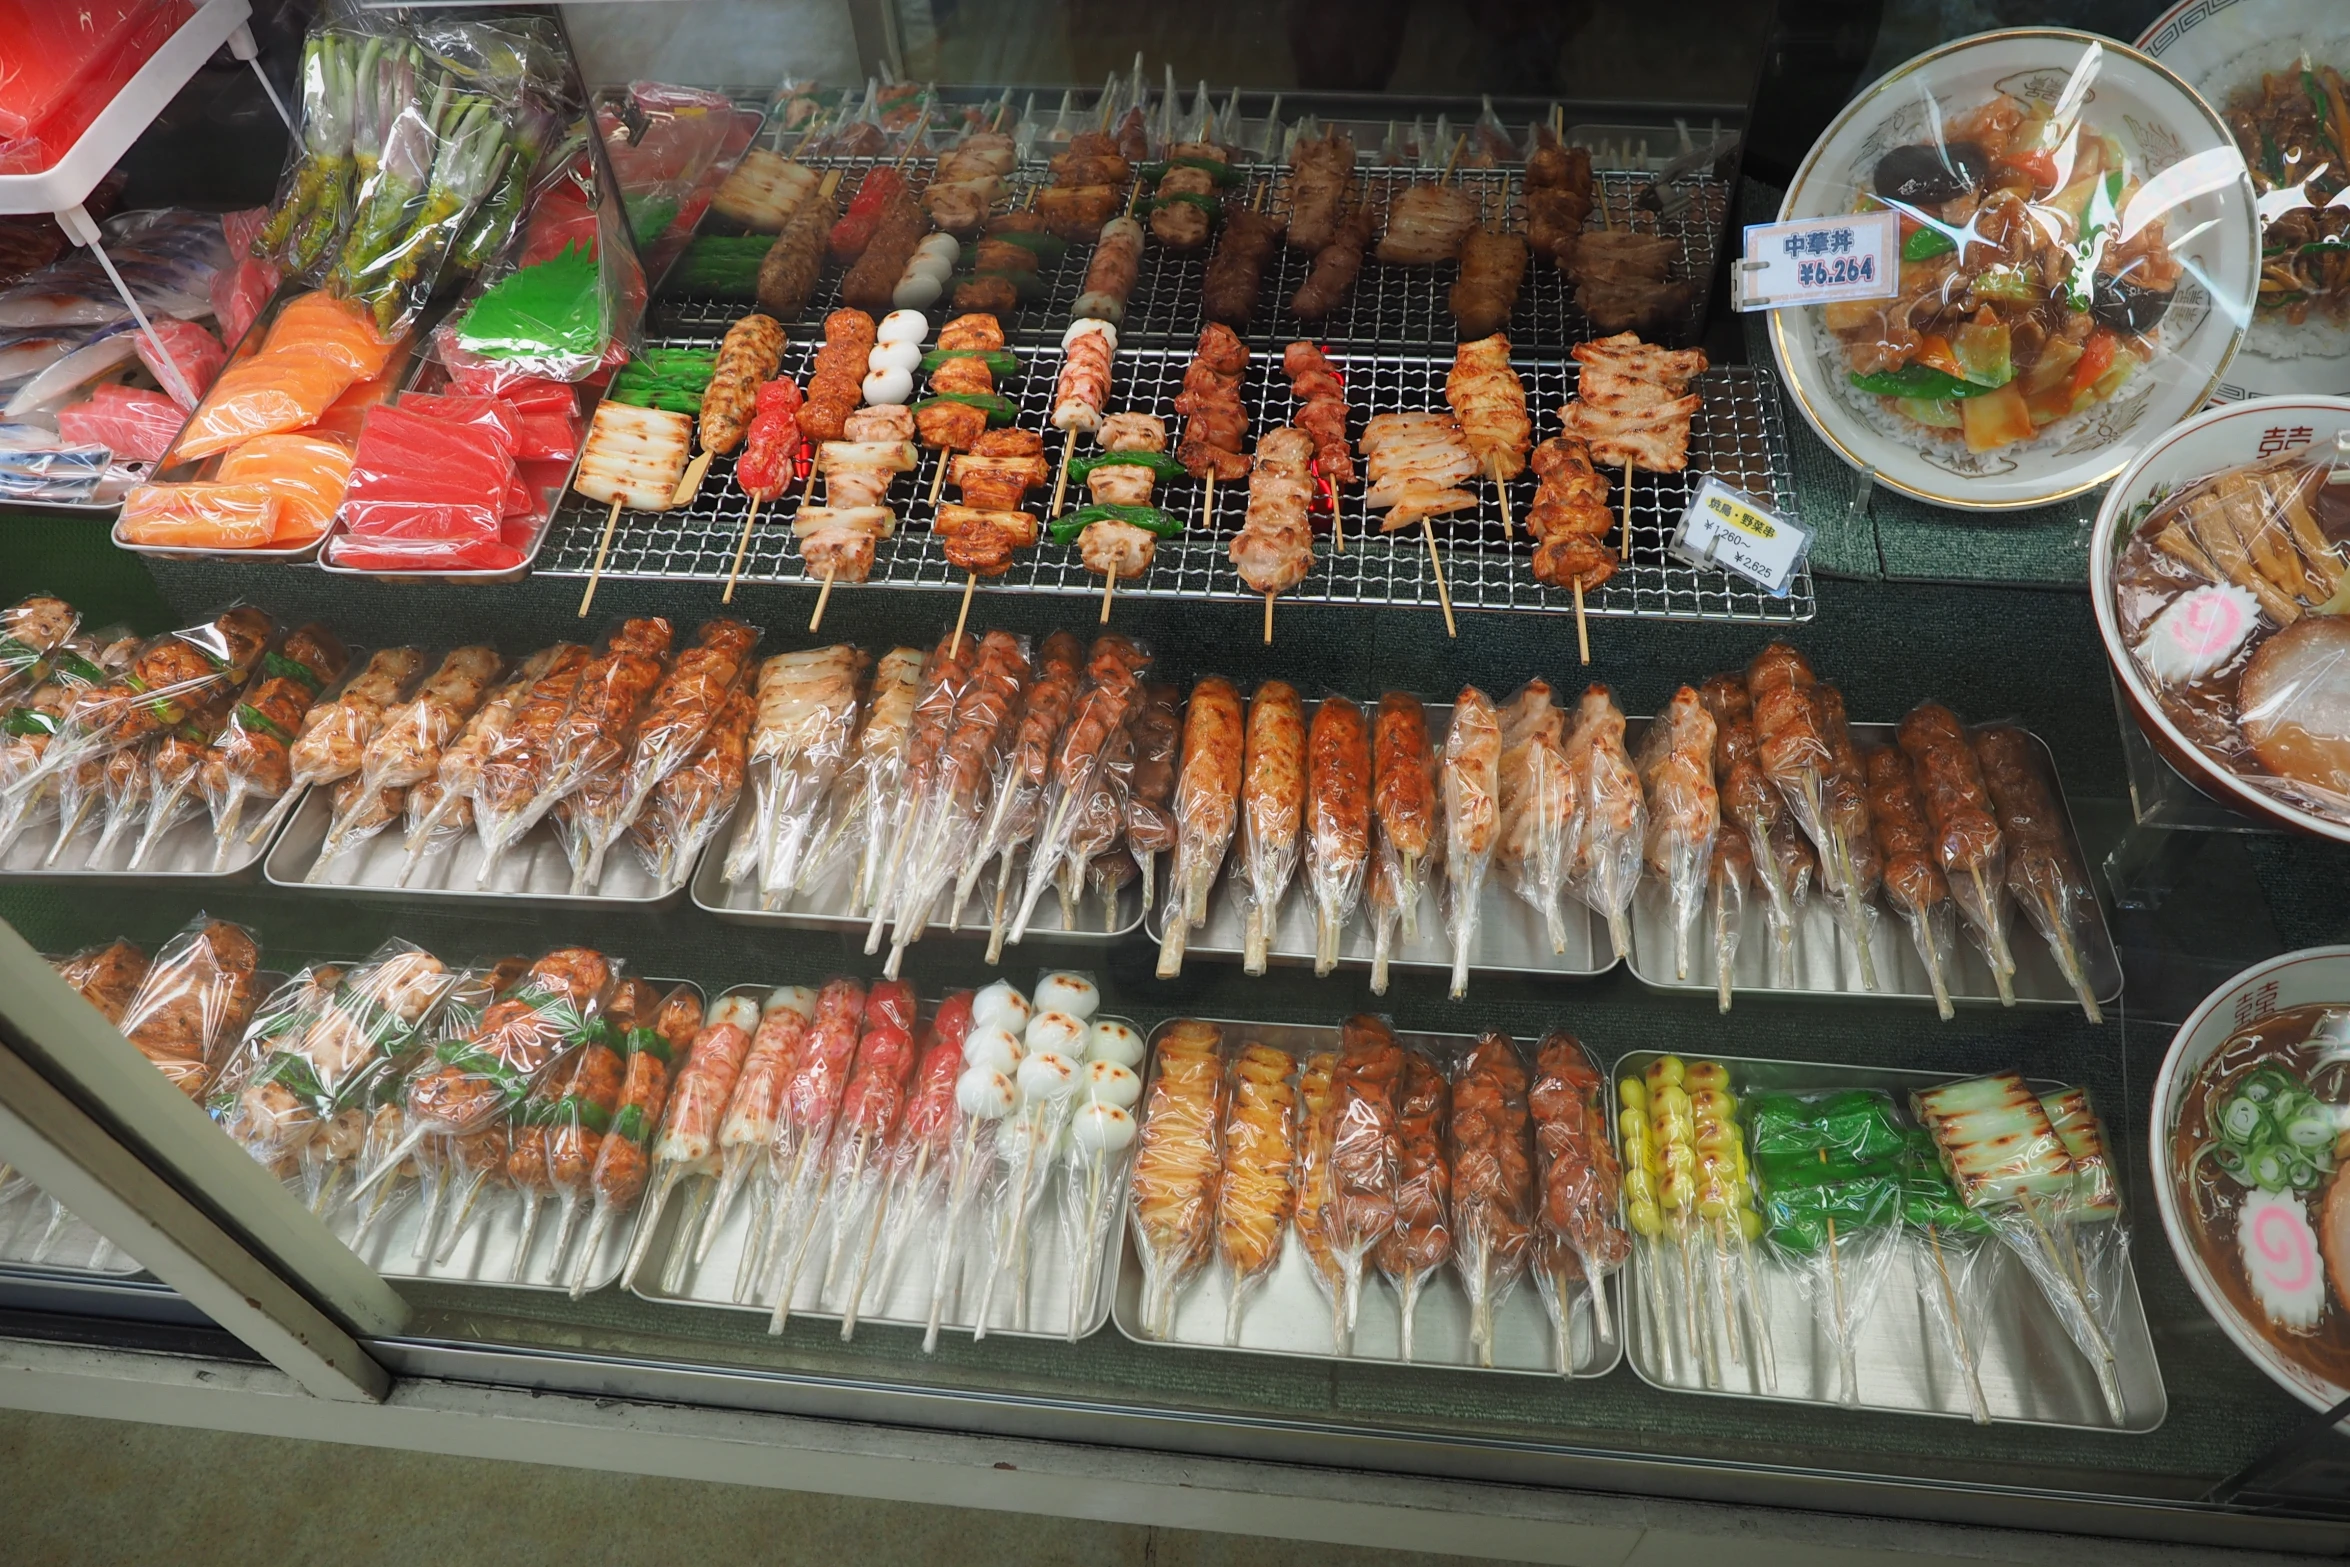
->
[1231,680,1305,976]
[764,980,905,1321]
[1636,687,1720,982]
[969,1001,1085,1335]
[245,645,424,849]
[886,635,1033,976]
[1705,829,1752,1014]
[1495,681,1575,956]
[396,647,579,886]
[1368,693,1436,996]
[511,977,656,1273]
[1153,677,1243,978]
[719,642,870,905]
[86,714,159,866]
[632,686,754,896]
[795,647,924,908]
[805,987,927,1319]
[1751,1085,1908,1405]
[1439,688,1502,999]
[1563,685,1644,962]
[1812,683,1887,987]
[1012,634,1150,946]
[840,993,971,1338]
[1326,1015,1404,1351]
[1057,717,1134,930]
[1696,674,1807,988]
[1897,703,2018,1005]
[1291,1049,1348,1343]
[1684,1062,1772,1388]
[121,692,236,871]
[560,984,712,1295]
[863,633,977,954]
[1211,1039,1296,1346]
[311,646,501,874]
[576,618,761,892]
[196,624,350,867]
[1748,645,1879,989]
[1862,745,1958,1021]
[1304,696,1373,977]
[1974,727,2104,1023]
[1130,1018,1226,1338]
[925,979,1027,1349]
[1376,1049,1452,1363]
[112,915,262,1102]
[691,986,816,1271]
[449,645,595,882]
[605,985,753,1290]
[742,979,865,1300]
[1914,1073,2127,1423]
[1620,1056,1699,1382]
[0,595,80,708]
[1120,680,1182,935]
[1448,1033,1534,1367]
[207,958,356,1182]
[1527,1033,1633,1377]
[1058,1015,1144,1339]
[950,631,1083,956]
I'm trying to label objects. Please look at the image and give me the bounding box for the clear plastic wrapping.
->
[631,685,752,895]
[1446,1033,1534,1366]
[1439,687,1501,1000]
[50,937,150,1027]
[1636,687,1720,983]
[1367,693,1437,996]
[1013,635,1151,950]
[862,634,978,955]
[804,984,924,1322]
[1897,702,2019,1003]
[1706,832,1751,1014]
[887,634,1035,977]
[1374,1049,1451,1362]
[1291,1048,1348,1343]
[1153,675,1243,979]
[312,645,502,872]
[0,622,135,854]
[1209,1039,1296,1345]
[724,645,872,903]
[196,623,349,861]
[116,915,263,1099]
[925,979,1024,1351]
[1303,696,1372,977]
[841,991,967,1337]
[207,961,343,1183]
[1751,1087,1907,1403]
[1326,1016,1406,1353]
[1901,1124,1997,1423]
[1861,742,1959,1021]
[748,978,868,1313]
[790,646,922,912]
[1230,680,1304,975]
[1528,1034,1631,1376]
[1750,645,1882,988]
[1696,674,1802,988]
[974,979,1095,1336]
[1974,725,2103,1022]
[1495,681,1575,957]
[1566,684,1647,963]
[515,974,658,1275]
[1057,1006,1143,1340]
[955,632,1083,960]
[1130,1019,1226,1338]
[391,647,561,885]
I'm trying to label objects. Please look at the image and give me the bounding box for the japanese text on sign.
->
[1732,210,1900,312]
[1669,476,1811,595]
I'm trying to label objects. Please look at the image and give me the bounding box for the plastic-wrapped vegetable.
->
[1750,1086,1904,1403]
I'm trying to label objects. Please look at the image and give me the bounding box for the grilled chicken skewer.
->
[1636,687,1720,982]
[1496,680,1575,956]
[1750,644,1878,989]
[1566,684,1646,962]
[1233,680,1305,975]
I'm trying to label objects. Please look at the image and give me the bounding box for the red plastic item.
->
[55,382,181,463]
[0,1,193,173]
[338,404,513,545]
[211,208,279,350]
[136,316,224,409]
[397,392,523,455]
[447,367,576,417]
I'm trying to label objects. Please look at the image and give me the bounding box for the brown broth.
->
[2169,1002,2350,1386]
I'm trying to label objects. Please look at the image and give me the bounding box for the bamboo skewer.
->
[722,496,763,603]
[1621,460,1634,554]
[1489,455,1515,536]
[578,496,623,617]
[808,565,839,631]
[1420,515,1457,637]
[1572,574,1591,664]
[950,573,977,655]
[1925,1222,1990,1423]
[1099,570,1116,624]
[1262,591,1275,645]
[1050,430,1074,518]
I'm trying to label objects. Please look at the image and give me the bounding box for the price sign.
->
[1670,477,1811,596]
[1731,211,1900,312]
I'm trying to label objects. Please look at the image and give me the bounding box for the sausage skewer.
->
[742,979,866,1302]
[795,983,923,1325]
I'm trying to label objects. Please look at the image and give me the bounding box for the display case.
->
[8,1,2350,1559]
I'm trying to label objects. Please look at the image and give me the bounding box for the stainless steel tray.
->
[1,797,278,883]
[1623,723,2124,1011]
[1113,1018,1621,1377]
[1141,698,1614,984]
[691,802,1144,946]
[1611,1050,2166,1432]
[324,1178,627,1296]
[263,784,691,908]
[629,1017,1140,1344]
[0,1184,139,1276]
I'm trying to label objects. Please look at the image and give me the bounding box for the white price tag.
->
[1731,210,1899,312]
[1670,477,1810,596]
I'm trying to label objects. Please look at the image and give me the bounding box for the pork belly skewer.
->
[395,647,579,886]
[1368,692,1437,994]
[716,643,869,908]
[566,984,711,1295]
[1280,342,1353,553]
[1748,644,1878,989]
[1154,675,1245,978]
[1975,726,2103,1022]
[1530,1031,1629,1373]
[1863,745,1957,1019]
[1898,702,2018,1004]
[886,633,1032,977]
[1447,333,1530,535]
[952,630,1083,953]
[1118,679,1183,922]
[616,987,760,1292]
[196,624,349,868]
[1377,1049,1452,1362]
[1234,426,1316,640]
[1214,1040,1296,1345]
[1697,673,1807,988]
[741,979,866,1303]
[1496,680,1576,956]
[1011,634,1150,945]
[1449,1032,1535,1366]
[800,402,918,623]
[1132,1019,1227,1338]
[842,993,972,1337]
[1232,680,1306,976]
[312,646,500,874]
[1441,687,1503,999]
[1564,684,1645,962]
[243,647,423,847]
[688,985,816,1271]
[1636,686,1720,982]
[1306,696,1373,976]
[1327,1015,1405,1352]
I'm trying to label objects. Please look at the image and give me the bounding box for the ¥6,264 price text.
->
[1797,255,1874,289]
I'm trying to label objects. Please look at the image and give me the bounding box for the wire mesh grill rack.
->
[536,339,1810,625]
[653,159,1725,355]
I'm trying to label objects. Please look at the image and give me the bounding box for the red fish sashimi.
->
[340,404,513,543]
[54,382,181,462]
[135,316,224,408]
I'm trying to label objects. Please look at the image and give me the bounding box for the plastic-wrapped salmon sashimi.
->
[215,433,352,544]
[173,353,354,460]
[116,482,282,548]
[261,292,397,381]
